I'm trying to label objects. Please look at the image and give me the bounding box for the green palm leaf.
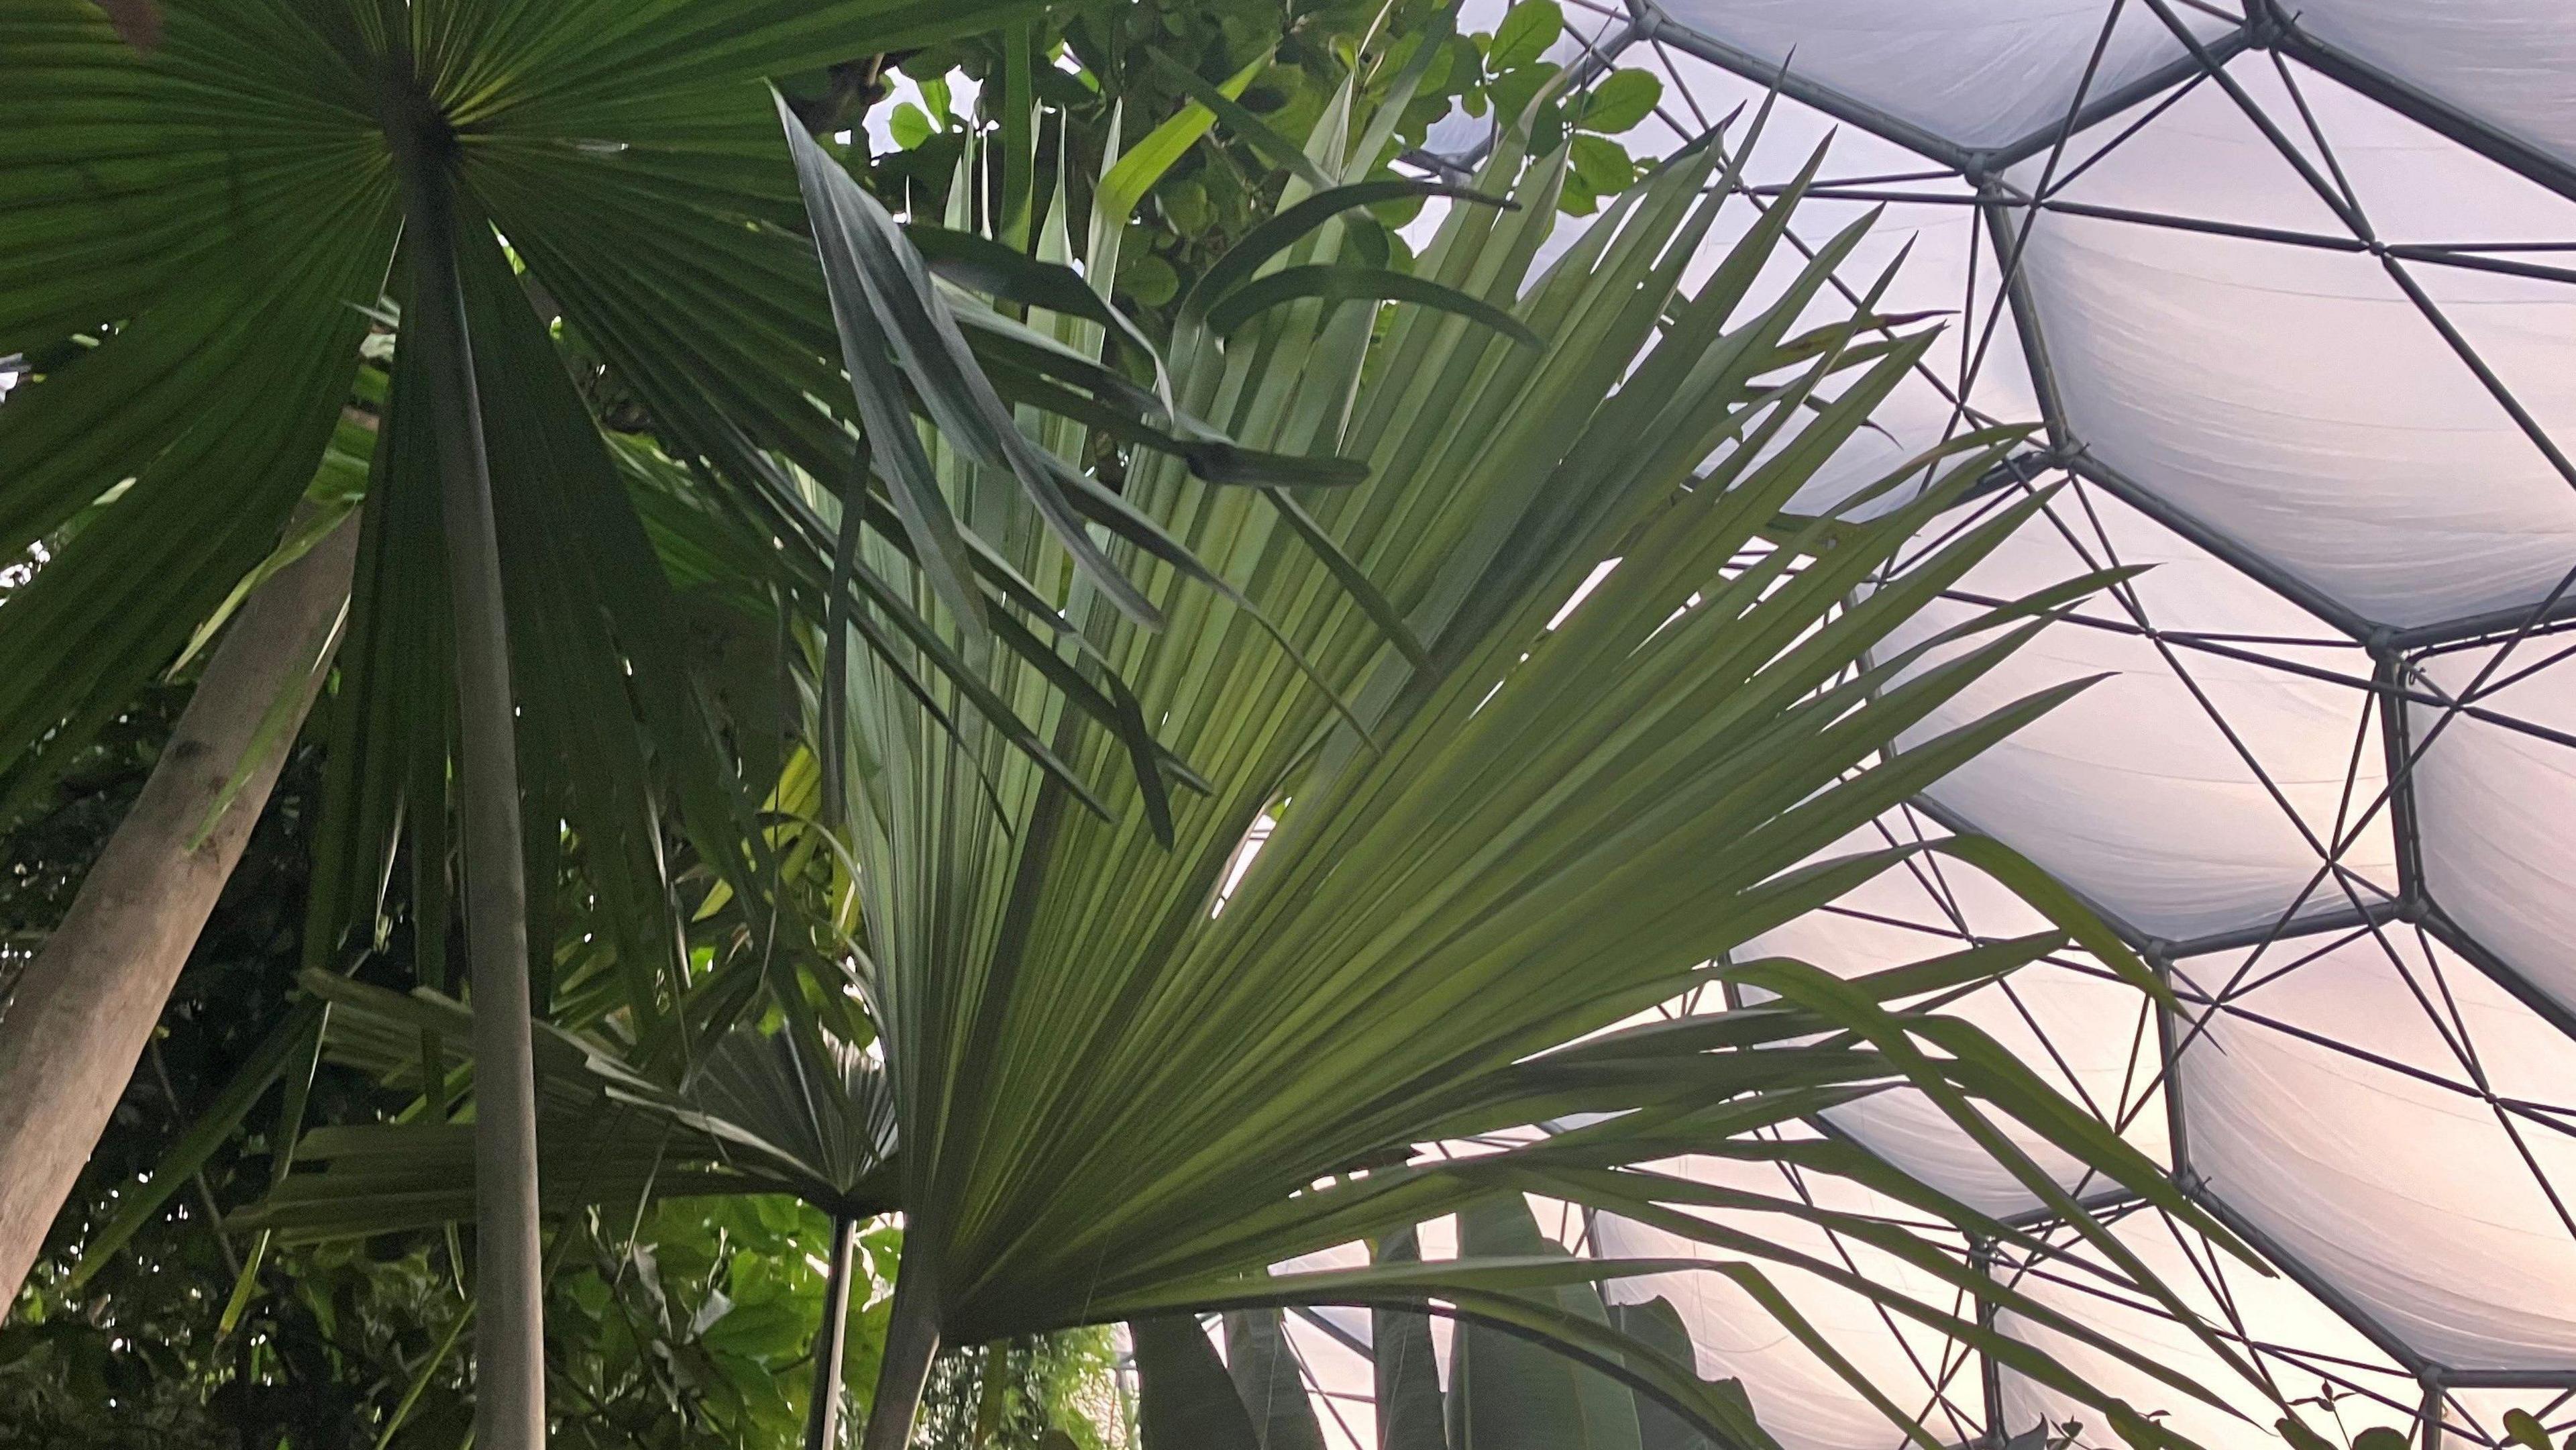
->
[771,57,2229,1450]
[231,970,900,1239]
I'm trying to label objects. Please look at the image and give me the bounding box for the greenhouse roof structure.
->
[1241,5,2576,1450]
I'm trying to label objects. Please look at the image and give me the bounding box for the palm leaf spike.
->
[1446,1195,1644,1450]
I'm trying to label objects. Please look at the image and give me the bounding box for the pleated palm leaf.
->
[231,894,898,1449]
[237,970,900,1241]
[791,56,2261,1450]
[233,962,904,1449]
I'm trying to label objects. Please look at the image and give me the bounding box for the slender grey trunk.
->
[815,448,870,1450]
[0,513,358,1303]
[860,1242,944,1450]
[398,134,547,1450]
[806,1212,861,1450]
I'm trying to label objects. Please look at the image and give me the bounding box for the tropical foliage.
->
[0,695,1113,1447]
[0,700,830,1448]
[0,0,1368,1429]
[850,0,1670,315]
[0,0,1341,1072]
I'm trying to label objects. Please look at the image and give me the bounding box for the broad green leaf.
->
[1568,135,1637,195]
[1488,0,1566,70]
[1123,253,1183,308]
[1577,70,1663,135]
[890,101,934,148]
[1133,1315,1261,1450]
[1375,1227,1450,1450]
[1227,1309,1328,1450]
[1449,1196,1643,1450]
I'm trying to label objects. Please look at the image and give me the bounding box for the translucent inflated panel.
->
[1878,482,2394,941]
[2410,643,2576,1013]
[2293,0,2576,169]
[1992,1207,2419,1450]
[2007,60,2576,628]
[2172,931,2576,1369]
[1639,0,2231,150]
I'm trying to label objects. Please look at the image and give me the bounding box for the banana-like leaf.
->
[1614,1298,1720,1450]
[1375,1227,1449,1450]
[1102,1257,1781,1450]
[1133,1314,1262,1450]
[1226,1308,1330,1450]
[1136,1219,1748,1450]
[1448,1196,1643,1450]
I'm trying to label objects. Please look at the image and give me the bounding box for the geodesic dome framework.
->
[1228,6,2576,1450]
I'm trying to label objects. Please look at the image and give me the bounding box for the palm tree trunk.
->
[0,511,358,1304]
[399,142,547,1449]
[860,1242,944,1450]
[806,1212,861,1449]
